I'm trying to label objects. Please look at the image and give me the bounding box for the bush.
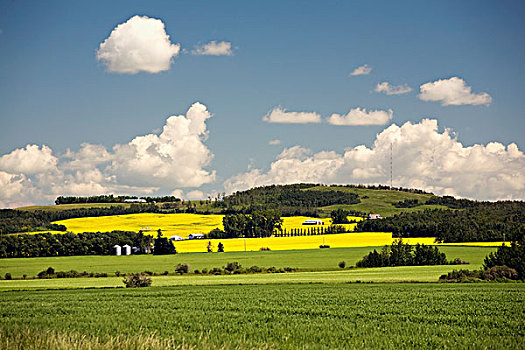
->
[115,270,121,277]
[161,270,169,276]
[338,261,346,269]
[217,242,224,252]
[175,264,190,274]
[450,258,469,265]
[319,245,330,248]
[259,247,271,251]
[224,262,242,273]
[481,266,519,281]
[123,273,152,288]
[4,273,12,280]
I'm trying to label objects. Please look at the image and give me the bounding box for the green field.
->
[307,186,450,216]
[1,283,523,349]
[0,246,494,279]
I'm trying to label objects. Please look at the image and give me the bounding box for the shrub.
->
[175,264,190,274]
[481,266,519,281]
[450,258,469,265]
[115,270,121,277]
[319,245,330,249]
[247,266,263,273]
[224,262,242,273]
[201,268,208,274]
[217,242,224,252]
[161,270,169,276]
[338,261,346,269]
[259,247,271,251]
[209,267,223,275]
[123,273,152,288]
[4,273,12,280]
[142,270,154,276]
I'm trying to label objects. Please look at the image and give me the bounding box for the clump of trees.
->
[330,208,351,224]
[209,210,283,239]
[153,230,176,255]
[356,240,448,267]
[0,231,152,258]
[483,239,524,279]
[123,273,152,288]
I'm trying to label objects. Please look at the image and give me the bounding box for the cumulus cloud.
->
[96,15,180,74]
[186,190,205,199]
[0,103,215,208]
[327,108,393,126]
[375,82,412,95]
[192,41,233,56]
[225,119,525,200]
[418,77,492,106]
[269,139,281,145]
[350,64,372,76]
[263,107,322,124]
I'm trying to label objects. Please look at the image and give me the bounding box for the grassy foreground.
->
[0,246,495,279]
[1,283,523,349]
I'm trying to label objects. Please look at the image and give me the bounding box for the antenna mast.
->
[390,142,393,189]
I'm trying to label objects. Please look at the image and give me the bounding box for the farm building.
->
[169,235,184,241]
[113,245,121,256]
[189,233,205,240]
[302,219,324,225]
[124,198,147,203]
[122,244,131,255]
[369,214,382,219]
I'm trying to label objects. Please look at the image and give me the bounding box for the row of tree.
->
[0,231,153,258]
[55,195,181,204]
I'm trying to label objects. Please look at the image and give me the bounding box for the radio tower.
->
[390,142,393,189]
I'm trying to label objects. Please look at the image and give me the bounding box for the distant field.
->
[50,214,360,239]
[307,186,450,216]
[0,284,523,349]
[0,246,495,279]
[15,202,137,211]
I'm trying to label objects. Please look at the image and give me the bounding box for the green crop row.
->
[1,283,523,349]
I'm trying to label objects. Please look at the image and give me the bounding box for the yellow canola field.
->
[172,233,506,253]
[53,213,225,239]
[52,214,361,239]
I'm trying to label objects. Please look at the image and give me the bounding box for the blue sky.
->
[0,1,524,206]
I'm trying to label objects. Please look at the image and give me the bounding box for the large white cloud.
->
[263,107,322,124]
[0,103,215,208]
[418,77,492,106]
[225,119,525,200]
[192,41,233,56]
[375,82,412,95]
[96,15,180,74]
[326,108,393,126]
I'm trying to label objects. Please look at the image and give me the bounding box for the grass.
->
[0,246,495,279]
[1,283,523,349]
[306,185,450,216]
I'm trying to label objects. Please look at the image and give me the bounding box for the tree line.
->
[357,201,525,242]
[208,210,283,239]
[0,231,153,258]
[55,195,181,204]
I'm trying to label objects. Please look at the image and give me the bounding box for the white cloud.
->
[225,119,525,201]
[0,144,58,175]
[375,82,412,95]
[269,139,281,145]
[326,108,393,126]
[186,190,205,199]
[110,102,215,188]
[96,15,180,74]
[192,41,233,56]
[0,103,215,208]
[418,77,492,106]
[263,107,322,124]
[350,64,372,76]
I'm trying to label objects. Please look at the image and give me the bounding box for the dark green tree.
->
[330,208,350,224]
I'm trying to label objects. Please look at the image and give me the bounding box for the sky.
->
[0,0,524,207]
